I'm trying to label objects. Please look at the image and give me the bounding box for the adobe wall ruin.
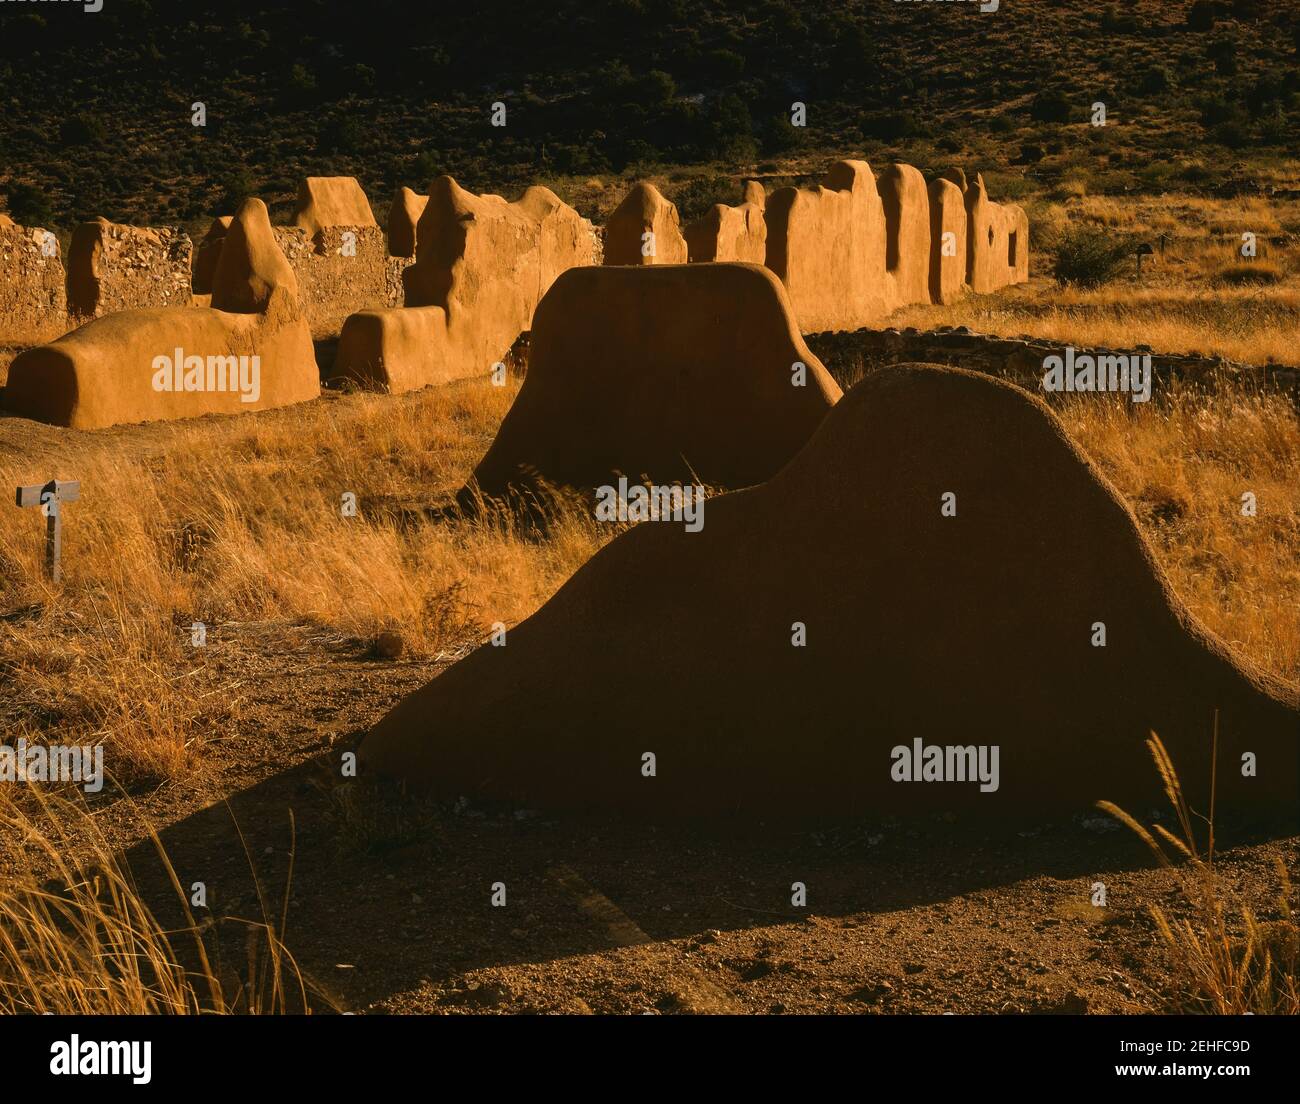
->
[387,187,428,258]
[272,224,407,341]
[0,165,1031,416]
[293,176,378,239]
[363,364,1300,820]
[683,181,766,264]
[0,220,67,349]
[190,216,232,297]
[458,261,841,507]
[878,162,931,311]
[964,172,1024,295]
[188,179,408,339]
[763,161,1027,332]
[332,176,595,394]
[603,182,687,265]
[764,160,889,333]
[927,178,967,306]
[4,198,318,430]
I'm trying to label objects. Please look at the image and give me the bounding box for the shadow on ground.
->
[112,749,1298,1012]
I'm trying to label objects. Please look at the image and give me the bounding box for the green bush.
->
[4,181,56,227]
[860,110,925,141]
[1136,67,1173,95]
[668,175,737,222]
[1099,7,1138,33]
[1049,225,1138,288]
[1186,0,1216,31]
[1212,120,1252,148]
[1199,96,1247,129]
[59,114,107,148]
[216,169,257,214]
[1029,90,1073,124]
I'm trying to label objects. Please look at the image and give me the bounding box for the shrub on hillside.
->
[669,175,739,223]
[1049,225,1138,288]
[1135,67,1173,95]
[1029,90,1073,124]
[1211,120,1252,149]
[3,181,56,227]
[58,113,107,148]
[1215,261,1282,286]
[1186,0,1216,31]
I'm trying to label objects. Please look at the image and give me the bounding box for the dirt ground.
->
[0,614,1293,1015]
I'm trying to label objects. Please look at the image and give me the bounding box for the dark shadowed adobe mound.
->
[457,262,841,508]
[365,364,1300,823]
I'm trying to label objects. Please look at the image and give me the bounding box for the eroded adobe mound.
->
[683,180,766,264]
[457,261,841,506]
[366,364,1299,822]
[292,176,378,240]
[603,182,687,266]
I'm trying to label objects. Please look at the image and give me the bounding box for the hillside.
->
[1,0,1298,234]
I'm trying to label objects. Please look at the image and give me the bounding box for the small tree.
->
[1186,0,1216,32]
[4,181,55,227]
[1029,90,1073,124]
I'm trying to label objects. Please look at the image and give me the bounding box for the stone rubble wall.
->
[66,219,192,323]
[0,221,67,349]
[272,225,408,341]
[805,325,1300,403]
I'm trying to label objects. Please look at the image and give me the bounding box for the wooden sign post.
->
[15,479,80,583]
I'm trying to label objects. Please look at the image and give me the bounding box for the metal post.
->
[15,478,79,583]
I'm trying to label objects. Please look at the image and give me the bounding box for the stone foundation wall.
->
[0,222,67,348]
[806,326,1300,403]
[273,225,407,341]
[66,219,192,323]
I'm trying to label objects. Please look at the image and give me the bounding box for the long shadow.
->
[113,751,1298,1012]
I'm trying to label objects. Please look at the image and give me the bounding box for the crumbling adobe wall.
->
[603,182,687,265]
[683,181,766,264]
[5,198,317,430]
[804,326,1300,403]
[878,163,931,311]
[362,364,1300,821]
[764,160,889,333]
[927,178,967,306]
[964,173,1023,295]
[0,220,67,348]
[293,176,378,239]
[1004,204,1030,285]
[332,176,595,394]
[191,215,232,298]
[66,219,193,323]
[387,187,428,258]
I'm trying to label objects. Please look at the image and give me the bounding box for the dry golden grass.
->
[894,283,1300,367]
[0,786,318,1014]
[0,378,615,781]
[894,189,1300,366]
[1100,732,1299,1015]
[1059,387,1300,682]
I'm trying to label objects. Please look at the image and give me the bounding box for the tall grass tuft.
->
[1098,727,1299,1014]
[0,786,323,1014]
